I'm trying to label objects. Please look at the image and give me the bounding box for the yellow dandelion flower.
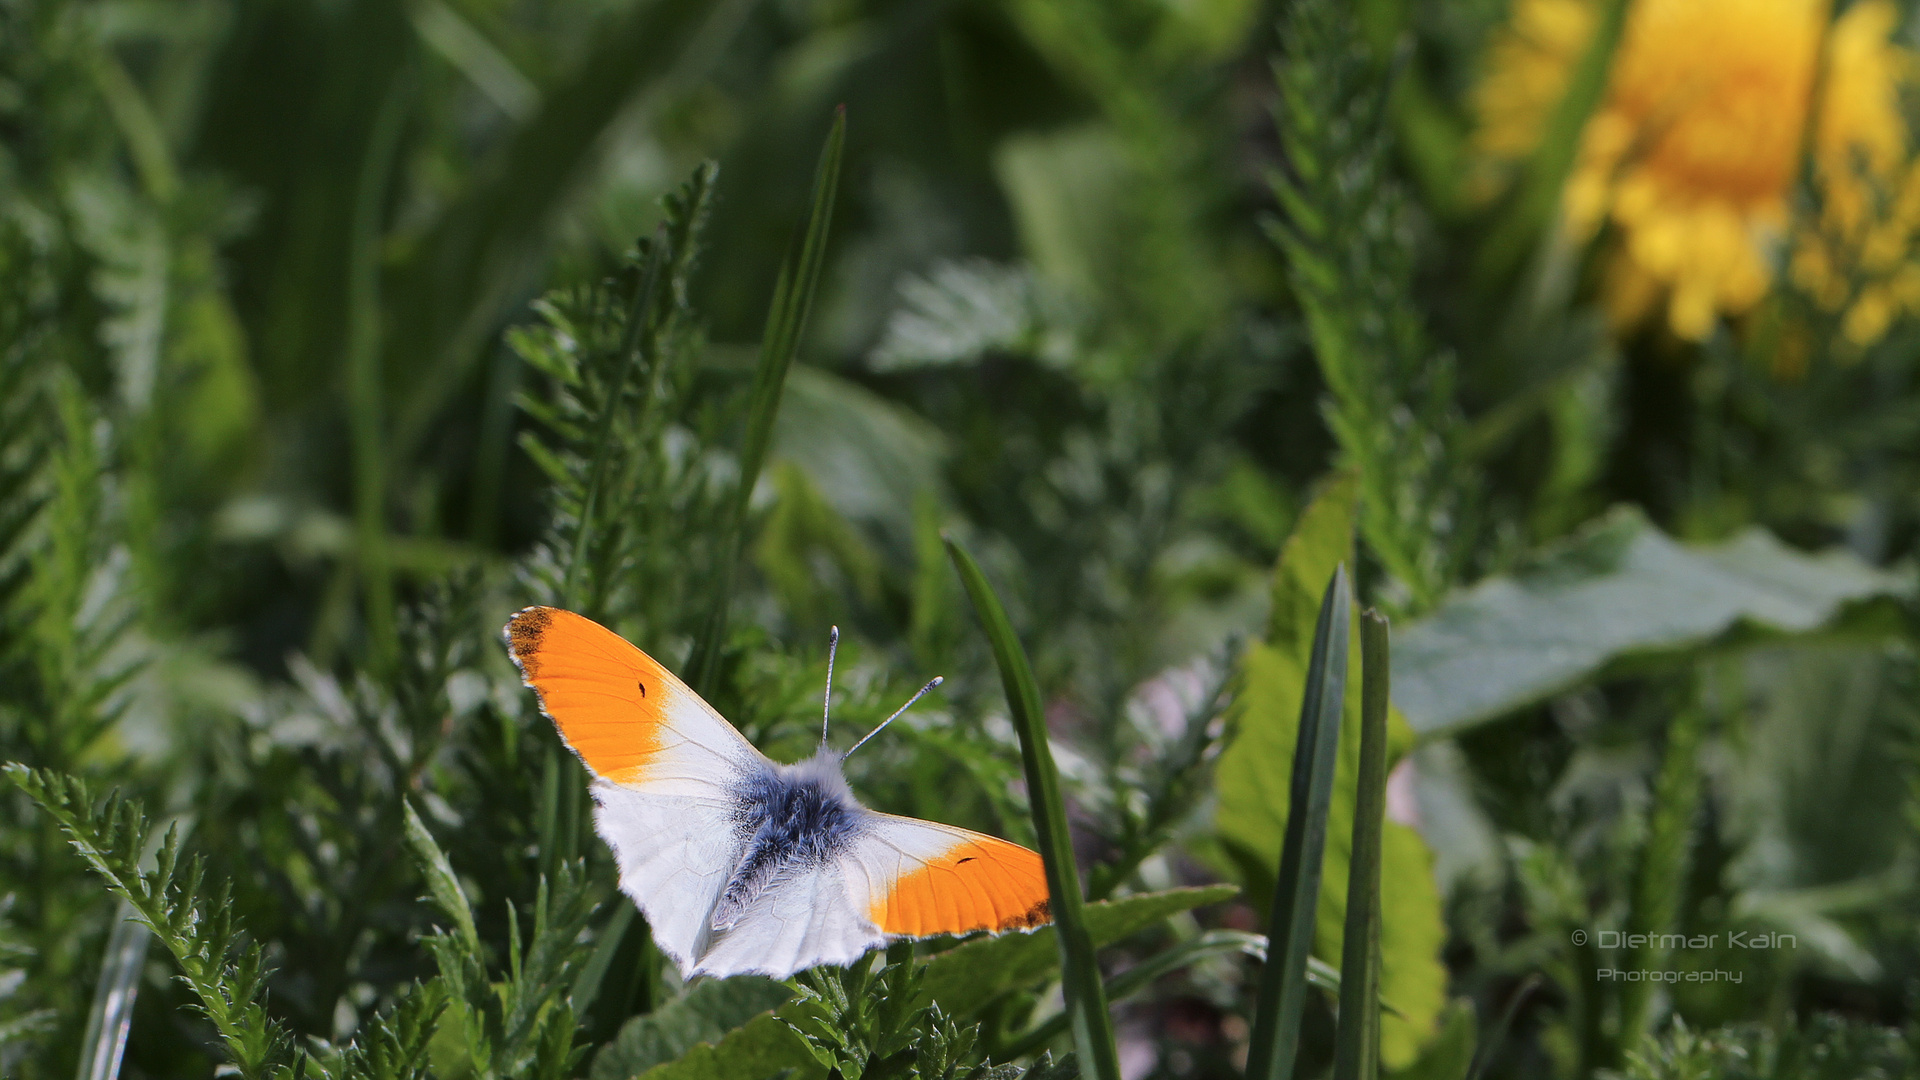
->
[1472,0,1920,348]
[1793,1,1920,349]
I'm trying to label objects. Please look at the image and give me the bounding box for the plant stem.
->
[1333,609,1390,1080]
[346,75,410,677]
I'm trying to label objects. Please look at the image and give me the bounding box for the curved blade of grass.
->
[571,900,633,1019]
[344,73,410,677]
[999,929,1266,1059]
[686,109,845,697]
[76,813,193,1080]
[574,901,665,1046]
[1333,609,1390,1080]
[1472,0,1628,287]
[389,0,756,457]
[944,536,1121,1080]
[74,903,149,1080]
[1246,564,1350,1080]
[1465,973,1542,1080]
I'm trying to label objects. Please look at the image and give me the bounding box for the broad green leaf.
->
[1392,507,1915,737]
[754,461,885,614]
[1216,475,1447,1068]
[1386,1000,1475,1080]
[993,126,1129,307]
[635,887,1233,1080]
[592,977,794,1080]
[633,1012,818,1080]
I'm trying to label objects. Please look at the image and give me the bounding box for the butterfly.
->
[504,606,1051,980]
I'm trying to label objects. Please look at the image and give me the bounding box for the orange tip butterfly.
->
[504,606,1051,980]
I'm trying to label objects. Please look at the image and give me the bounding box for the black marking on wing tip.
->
[506,607,552,678]
[636,680,648,697]
[1011,897,1051,929]
[956,857,976,864]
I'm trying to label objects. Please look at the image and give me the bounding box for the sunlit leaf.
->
[1393,507,1915,737]
[591,977,794,1080]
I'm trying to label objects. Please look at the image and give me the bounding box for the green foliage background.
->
[4,0,1920,1077]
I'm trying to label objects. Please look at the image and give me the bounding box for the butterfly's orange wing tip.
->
[504,606,660,785]
[871,835,1052,939]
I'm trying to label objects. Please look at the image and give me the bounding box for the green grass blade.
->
[1333,609,1390,1080]
[1472,0,1628,287]
[387,0,756,458]
[999,929,1266,1059]
[571,905,633,1016]
[1246,564,1351,1080]
[944,536,1121,1080]
[686,109,845,696]
[1465,974,1541,1080]
[344,76,410,677]
[74,902,149,1080]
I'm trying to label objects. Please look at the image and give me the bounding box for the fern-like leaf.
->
[1268,0,1463,613]
[4,766,300,1079]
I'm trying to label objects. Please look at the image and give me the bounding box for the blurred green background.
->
[6,0,1920,1075]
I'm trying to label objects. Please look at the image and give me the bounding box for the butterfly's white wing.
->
[695,810,1052,978]
[506,606,764,976]
[692,858,883,978]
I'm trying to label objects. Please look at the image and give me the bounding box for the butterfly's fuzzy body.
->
[716,750,865,928]
[505,606,1051,980]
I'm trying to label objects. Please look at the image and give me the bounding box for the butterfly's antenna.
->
[821,626,839,746]
[844,676,943,759]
